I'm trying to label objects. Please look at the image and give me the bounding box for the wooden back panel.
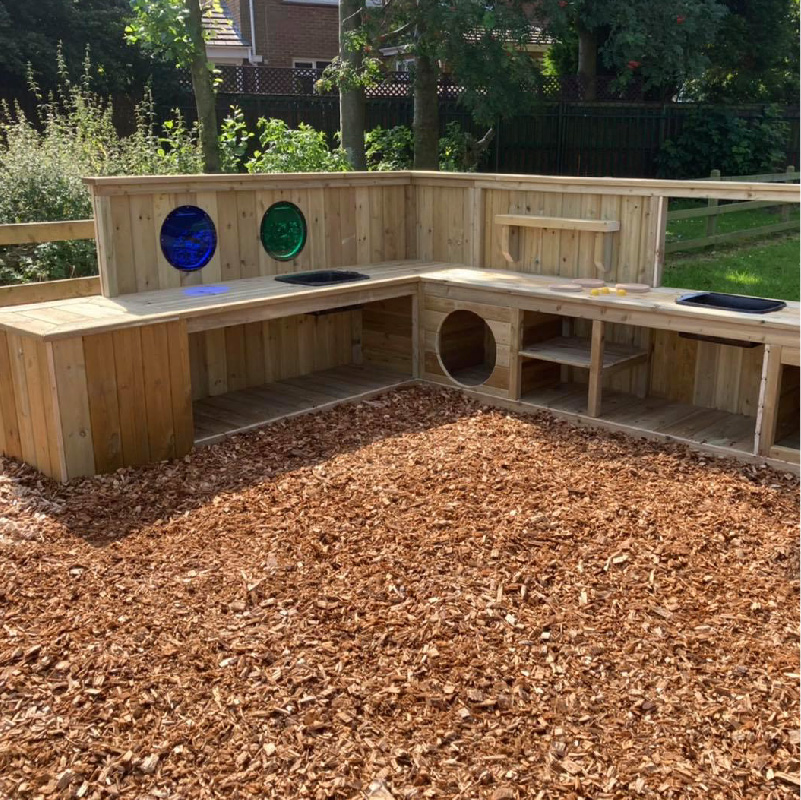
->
[88,176,413,297]
[414,179,663,285]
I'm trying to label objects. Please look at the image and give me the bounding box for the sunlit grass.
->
[662,234,800,301]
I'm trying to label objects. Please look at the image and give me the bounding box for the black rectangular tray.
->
[275,270,369,287]
[676,291,786,314]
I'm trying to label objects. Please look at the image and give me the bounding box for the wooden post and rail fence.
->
[665,166,799,254]
[0,169,798,307]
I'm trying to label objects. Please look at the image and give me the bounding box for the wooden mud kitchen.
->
[0,171,798,481]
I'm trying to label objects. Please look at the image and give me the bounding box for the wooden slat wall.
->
[5,320,196,480]
[416,182,658,286]
[644,331,765,417]
[361,296,414,375]
[187,310,357,401]
[96,185,411,297]
[775,365,799,443]
[0,331,65,480]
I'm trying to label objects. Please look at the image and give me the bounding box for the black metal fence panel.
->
[215,95,799,179]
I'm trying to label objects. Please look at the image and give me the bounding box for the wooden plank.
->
[83,332,123,473]
[40,341,67,481]
[140,324,176,462]
[666,198,781,221]
[109,195,137,296]
[112,327,151,466]
[166,320,194,458]
[51,336,95,478]
[756,344,782,455]
[20,336,53,474]
[204,328,228,396]
[217,189,242,282]
[495,214,620,232]
[0,219,94,246]
[587,320,605,417]
[340,186,358,266]
[0,277,100,308]
[93,196,117,297]
[6,333,36,467]
[225,324,248,392]
[236,191,260,279]
[129,194,160,293]
[0,330,21,459]
[417,185,434,260]
[520,336,647,371]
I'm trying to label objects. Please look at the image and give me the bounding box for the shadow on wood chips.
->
[0,385,798,799]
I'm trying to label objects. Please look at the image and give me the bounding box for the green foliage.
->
[245,119,351,174]
[0,57,202,284]
[656,106,790,179]
[365,125,414,171]
[0,0,182,100]
[361,0,542,126]
[364,123,489,172]
[687,0,800,103]
[219,106,253,173]
[126,0,199,69]
[539,0,728,96]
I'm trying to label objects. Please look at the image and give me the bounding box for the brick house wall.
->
[217,0,338,68]
[260,0,338,68]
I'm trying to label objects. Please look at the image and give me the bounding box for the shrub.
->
[245,119,350,173]
[0,53,202,284]
[656,106,790,179]
[365,122,491,172]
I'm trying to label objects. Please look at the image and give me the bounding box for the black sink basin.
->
[275,269,369,287]
[676,291,786,314]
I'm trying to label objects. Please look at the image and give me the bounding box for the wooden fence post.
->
[706,169,720,237]
[781,166,795,221]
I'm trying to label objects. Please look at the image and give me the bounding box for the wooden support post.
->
[509,308,523,401]
[706,169,720,238]
[781,166,795,222]
[500,224,520,264]
[587,319,604,417]
[755,343,782,455]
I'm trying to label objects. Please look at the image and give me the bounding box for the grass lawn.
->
[666,199,800,244]
[662,233,800,301]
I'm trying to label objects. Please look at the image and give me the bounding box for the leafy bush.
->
[0,54,202,284]
[245,119,350,174]
[365,122,491,172]
[365,125,414,171]
[656,106,790,179]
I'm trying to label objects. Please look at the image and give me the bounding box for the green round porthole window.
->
[260,201,307,261]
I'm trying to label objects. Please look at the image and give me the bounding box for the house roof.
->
[202,0,249,49]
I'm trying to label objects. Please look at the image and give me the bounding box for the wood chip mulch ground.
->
[0,385,798,800]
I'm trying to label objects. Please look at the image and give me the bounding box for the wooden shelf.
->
[193,364,412,445]
[520,336,648,374]
[495,214,620,232]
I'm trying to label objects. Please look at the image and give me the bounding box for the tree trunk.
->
[413,53,439,170]
[339,0,366,169]
[186,0,221,173]
[577,25,597,101]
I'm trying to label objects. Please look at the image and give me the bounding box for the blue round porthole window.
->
[160,205,217,271]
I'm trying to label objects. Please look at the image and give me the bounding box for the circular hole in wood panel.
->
[438,310,497,387]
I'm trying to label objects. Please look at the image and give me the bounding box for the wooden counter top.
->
[0,261,798,346]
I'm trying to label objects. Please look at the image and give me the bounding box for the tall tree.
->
[127,0,221,172]
[373,0,542,169]
[538,0,728,100]
[0,0,183,104]
[338,0,367,169]
[690,0,800,103]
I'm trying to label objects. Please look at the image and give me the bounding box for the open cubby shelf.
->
[193,364,412,445]
[521,383,756,454]
[520,336,648,372]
